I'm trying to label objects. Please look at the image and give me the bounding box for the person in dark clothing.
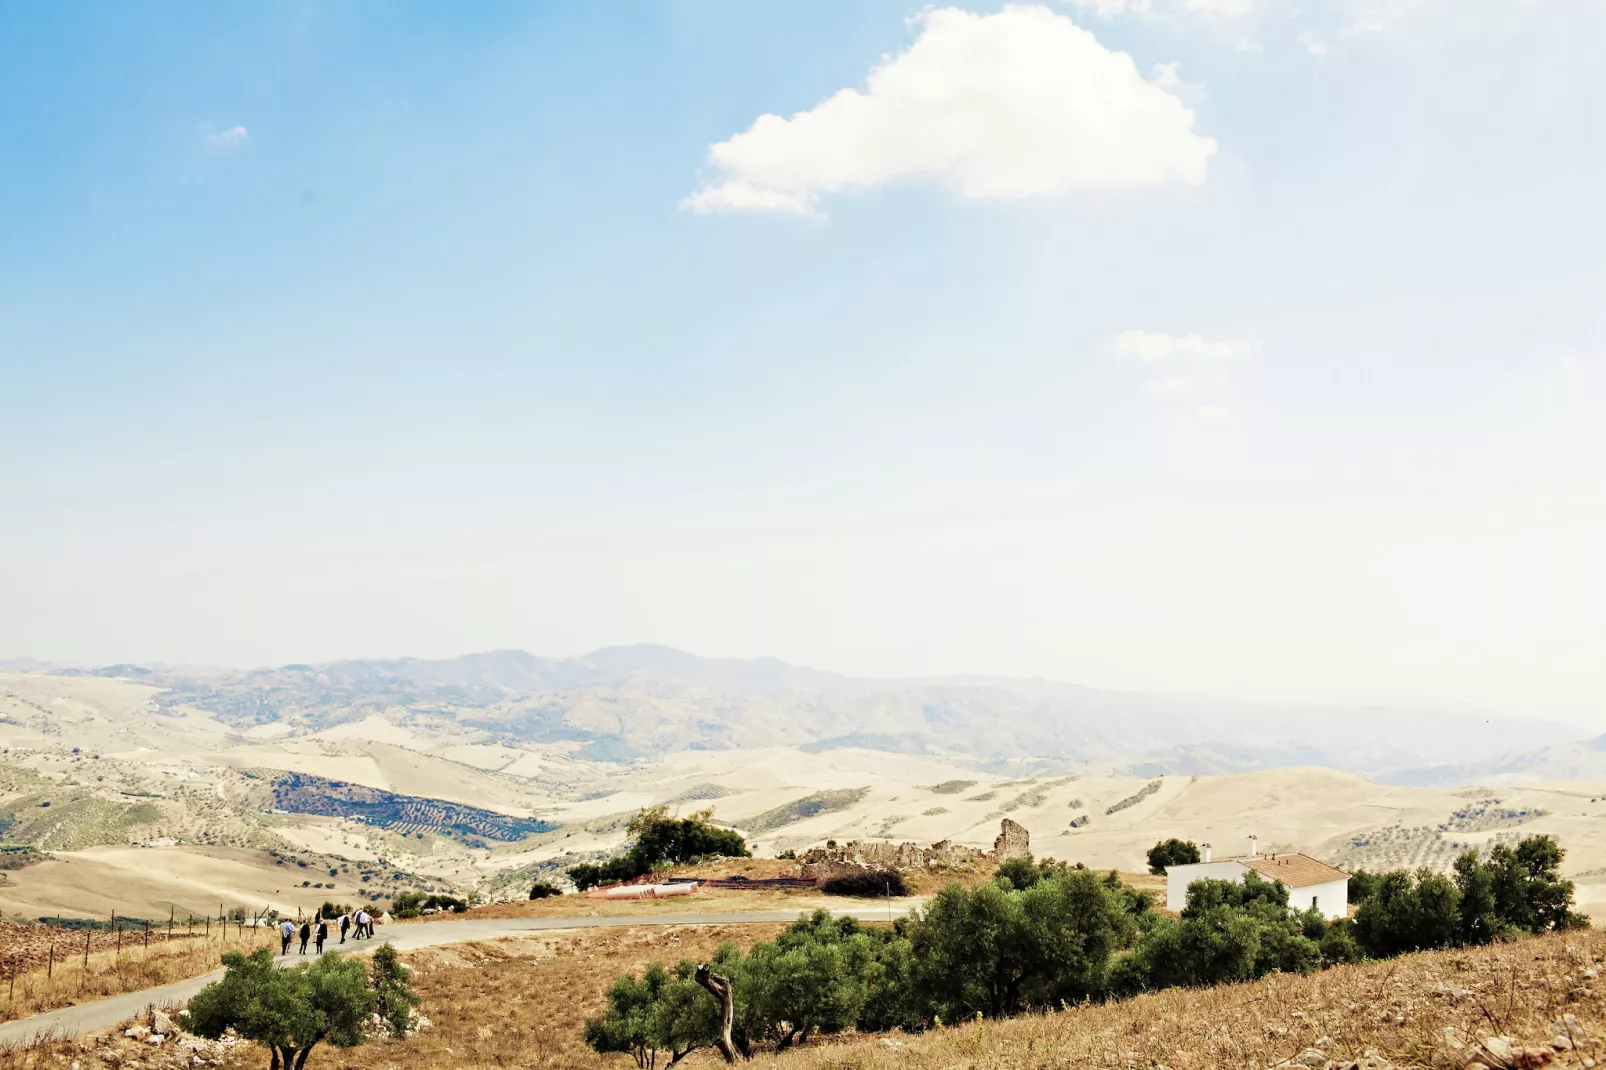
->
[279,919,293,955]
[314,918,328,954]
[298,920,311,955]
[339,913,350,943]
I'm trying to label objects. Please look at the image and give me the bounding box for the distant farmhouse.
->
[1164,835,1350,920]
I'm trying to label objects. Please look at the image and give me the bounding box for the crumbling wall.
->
[797,820,1026,881]
[993,817,1031,861]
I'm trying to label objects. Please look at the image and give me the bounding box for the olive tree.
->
[186,948,374,1069]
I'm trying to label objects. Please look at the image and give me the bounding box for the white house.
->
[1164,836,1350,920]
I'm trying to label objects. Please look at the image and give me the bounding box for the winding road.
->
[0,906,914,1046]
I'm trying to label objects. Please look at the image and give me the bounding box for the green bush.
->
[569,806,749,891]
[1145,838,1202,875]
[187,948,374,1068]
[390,891,467,918]
[529,881,561,900]
[369,943,420,1039]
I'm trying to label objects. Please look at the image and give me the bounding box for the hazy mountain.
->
[1385,734,1606,786]
[51,644,1586,778]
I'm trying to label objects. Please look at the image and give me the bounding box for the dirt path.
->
[0,906,913,1045]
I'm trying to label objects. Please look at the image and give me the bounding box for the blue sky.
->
[3,1,1603,721]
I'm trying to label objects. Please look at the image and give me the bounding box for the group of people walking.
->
[277,907,377,956]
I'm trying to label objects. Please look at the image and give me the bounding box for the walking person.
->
[354,908,368,939]
[338,912,350,944]
[298,920,310,955]
[314,917,327,954]
[279,918,293,956]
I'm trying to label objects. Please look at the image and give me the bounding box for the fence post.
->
[47,943,53,979]
[8,956,14,1003]
[168,906,173,942]
[83,929,90,969]
[144,921,149,952]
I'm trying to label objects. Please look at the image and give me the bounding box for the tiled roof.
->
[1235,853,1349,889]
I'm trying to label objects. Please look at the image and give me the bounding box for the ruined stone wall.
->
[993,817,1031,862]
[797,820,1026,880]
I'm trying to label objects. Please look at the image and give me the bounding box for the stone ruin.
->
[798,819,1030,882]
[992,817,1031,861]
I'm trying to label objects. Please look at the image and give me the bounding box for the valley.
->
[2,651,1604,924]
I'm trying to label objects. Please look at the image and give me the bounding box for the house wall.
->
[1165,860,1251,911]
[1166,864,1350,920]
[1292,878,1350,920]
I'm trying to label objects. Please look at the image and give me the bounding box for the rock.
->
[151,1011,177,1036]
[1294,1047,1329,1067]
[123,1026,150,1040]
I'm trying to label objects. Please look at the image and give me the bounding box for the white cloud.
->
[681,5,1218,217]
[1195,403,1232,421]
[1182,0,1254,18]
[1153,62,1183,89]
[207,126,249,150]
[1063,0,1151,16]
[1114,329,1256,362]
[1299,30,1331,57]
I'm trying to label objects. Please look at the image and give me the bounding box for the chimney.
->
[1248,834,1258,858]
[1201,842,1212,863]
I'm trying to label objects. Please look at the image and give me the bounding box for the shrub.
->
[822,869,908,898]
[391,891,468,918]
[584,960,718,1066]
[369,943,420,1039]
[187,948,374,1068]
[529,881,561,900]
[1146,838,1201,874]
[569,806,749,891]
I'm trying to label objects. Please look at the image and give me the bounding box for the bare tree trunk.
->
[695,964,737,1064]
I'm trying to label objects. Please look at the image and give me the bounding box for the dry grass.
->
[0,924,277,1023]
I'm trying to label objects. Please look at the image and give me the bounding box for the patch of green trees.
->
[389,891,467,918]
[568,806,750,892]
[585,835,1584,1063]
[1351,838,1585,957]
[187,942,419,1069]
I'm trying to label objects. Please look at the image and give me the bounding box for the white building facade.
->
[1164,837,1350,921]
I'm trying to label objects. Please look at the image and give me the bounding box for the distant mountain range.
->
[31,644,1585,780]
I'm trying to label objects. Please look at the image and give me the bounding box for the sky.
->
[2,0,1604,723]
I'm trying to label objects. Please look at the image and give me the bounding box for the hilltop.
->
[38,645,1583,777]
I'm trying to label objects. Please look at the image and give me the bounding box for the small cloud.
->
[1236,38,1262,53]
[1299,31,1331,57]
[679,181,820,218]
[1114,330,1257,363]
[1153,62,1183,89]
[207,126,249,150]
[1195,404,1232,421]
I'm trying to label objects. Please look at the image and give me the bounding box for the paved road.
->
[0,906,911,1045]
